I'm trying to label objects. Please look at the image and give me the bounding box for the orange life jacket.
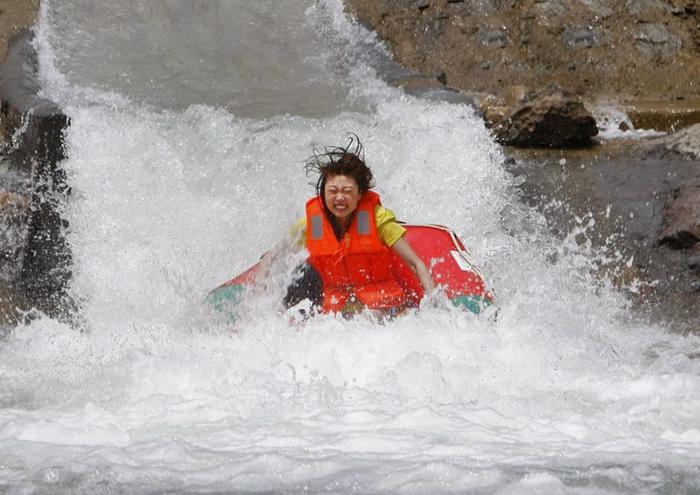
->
[306,191,406,313]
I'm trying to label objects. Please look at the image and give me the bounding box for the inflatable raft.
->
[206,224,494,319]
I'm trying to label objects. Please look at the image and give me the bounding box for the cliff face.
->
[345,0,700,102]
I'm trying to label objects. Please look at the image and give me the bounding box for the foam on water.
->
[1,0,699,493]
[591,105,666,140]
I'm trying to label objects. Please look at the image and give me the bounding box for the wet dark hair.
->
[305,135,375,198]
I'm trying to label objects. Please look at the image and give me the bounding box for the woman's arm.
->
[256,246,279,283]
[391,236,435,294]
[256,219,307,283]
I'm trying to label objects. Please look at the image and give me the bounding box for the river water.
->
[1,1,699,493]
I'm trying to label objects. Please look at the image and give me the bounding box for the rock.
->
[564,26,606,49]
[634,23,683,59]
[491,86,599,147]
[626,0,669,16]
[579,0,614,18]
[642,122,700,159]
[479,85,528,127]
[0,29,75,322]
[389,73,446,92]
[502,84,527,104]
[479,27,508,48]
[659,183,700,249]
[388,72,479,106]
[689,253,700,273]
[0,189,29,213]
[0,282,24,331]
[480,96,508,128]
[0,188,30,281]
[531,0,567,17]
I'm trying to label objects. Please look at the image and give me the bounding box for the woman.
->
[261,137,434,317]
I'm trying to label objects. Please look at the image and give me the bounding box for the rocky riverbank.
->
[345,0,700,100]
[345,0,700,331]
[506,138,699,332]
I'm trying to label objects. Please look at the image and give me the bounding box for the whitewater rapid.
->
[1,1,699,493]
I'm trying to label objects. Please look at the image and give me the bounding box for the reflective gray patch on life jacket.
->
[357,210,370,235]
[311,214,324,240]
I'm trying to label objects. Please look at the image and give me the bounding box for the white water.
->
[1,1,699,493]
[590,105,666,141]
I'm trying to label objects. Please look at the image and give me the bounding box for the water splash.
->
[2,0,699,493]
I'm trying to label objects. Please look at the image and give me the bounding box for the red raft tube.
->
[206,224,494,319]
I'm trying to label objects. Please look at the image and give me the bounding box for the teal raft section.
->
[450,295,493,315]
[205,284,246,321]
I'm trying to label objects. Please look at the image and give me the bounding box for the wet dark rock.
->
[506,148,700,329]
[491,86,598,148]
[0,29,75,325]
[659,183,700,249]
[0,187,30,281]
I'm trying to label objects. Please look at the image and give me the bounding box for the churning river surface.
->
[1,1,699,493]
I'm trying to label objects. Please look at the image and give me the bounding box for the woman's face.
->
[324,174,361,222]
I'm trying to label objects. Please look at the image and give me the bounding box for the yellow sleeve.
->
[291,218,307,248]
[375,205,406,247]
